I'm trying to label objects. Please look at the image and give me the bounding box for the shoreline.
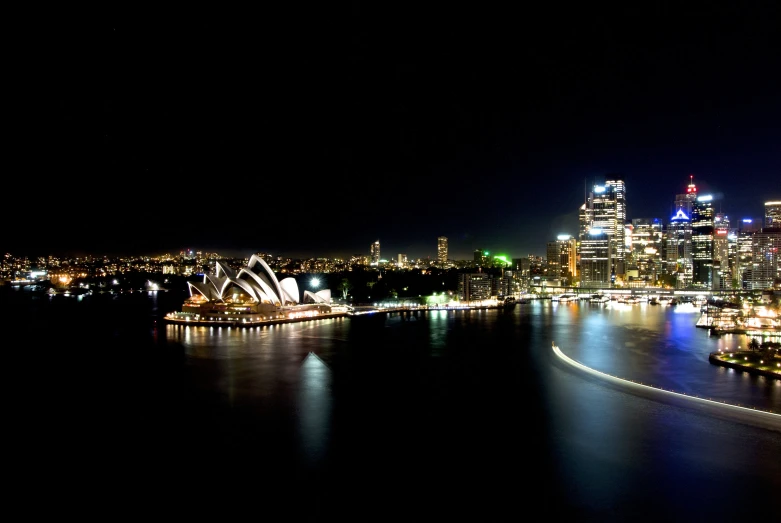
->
[708,351,781,380]
[161,303,512,328]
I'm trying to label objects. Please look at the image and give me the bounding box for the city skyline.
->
[7,7,779,261]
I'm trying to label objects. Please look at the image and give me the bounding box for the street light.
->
[311,277,320,290]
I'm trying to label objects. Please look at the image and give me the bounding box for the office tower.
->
[546,241,560,279]
[751,226,781,290]
[370,240,380,264]
[629,218,663,284]
[547,235,577,285]
[579,229,611,288]
[765,201,781,228]
[664,176,704,288]
[665,208,692,288]
[712,213,732,289]
[691,194,715,288]
[579,178,626,280]
[397,254,407,267]
[437,236,448,265]
[578,203,593,239]
[674,175,698,218]
[737,219,760,289]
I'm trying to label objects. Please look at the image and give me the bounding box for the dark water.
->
[3,286,780,521]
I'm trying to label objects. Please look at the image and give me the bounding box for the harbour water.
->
[3,285,780,521]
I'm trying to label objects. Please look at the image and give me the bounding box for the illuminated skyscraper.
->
[765,201,781,228]
[665,208,693,288]
[737,218,760,289]
[579,178,626,280]
[437,236,448,265]
[713,214,732,290]
[628,218,663,284]
[691,194,715,288]
[370,240,380,264]
[547,235,577,285]
[664,176,704,288]
[751,227,781,290]
[579,229,611,288]
[673,175,698,218]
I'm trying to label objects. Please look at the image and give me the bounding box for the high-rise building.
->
[737,218,760,289]
[370,240,380,264]
[673,175,699,218]
[437,236,448,265]
[691,194,715,288]
[751,227,781,290]
[713,219,731,290]
[664,176,704,288]
[579,229,611,288]
[628,218,663,284]
[765,201,781,228]
[579,178,626,280]
[547,235,577,285]
[665,208,692,288]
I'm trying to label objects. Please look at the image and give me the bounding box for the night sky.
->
[9,5,780,261]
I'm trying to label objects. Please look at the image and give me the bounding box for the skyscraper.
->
[691,194,715,288]
[628,218,663,284]
[751,227,781,290]
[713,214,732,290]
[737,218,760,289]
[579,178,626,281]
[666,208,693,288]
[547,235,577,285]
[437,236,448,265]
[673,175,698,218]
[579,229,611,288]
[765,201,781,228]
[665,176,700,288]
[370,240,380,264]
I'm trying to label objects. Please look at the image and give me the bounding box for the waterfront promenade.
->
[162,302,510,327]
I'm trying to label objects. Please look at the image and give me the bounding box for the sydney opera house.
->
[165,254,336,325]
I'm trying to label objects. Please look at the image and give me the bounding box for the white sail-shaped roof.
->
[303,289,331,304]
[215,261,238,280]
[184,253,331,309]
[246,255,284,304]
[188,281,220,300]
[226,278,261,302]
[237,267,282,305]
[205,274,232,298]
[279,277,300,305]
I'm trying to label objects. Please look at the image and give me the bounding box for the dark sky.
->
[8,4,780,261]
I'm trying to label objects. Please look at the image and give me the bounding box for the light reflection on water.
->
[4,287,779,520]
[165,300,779,414]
